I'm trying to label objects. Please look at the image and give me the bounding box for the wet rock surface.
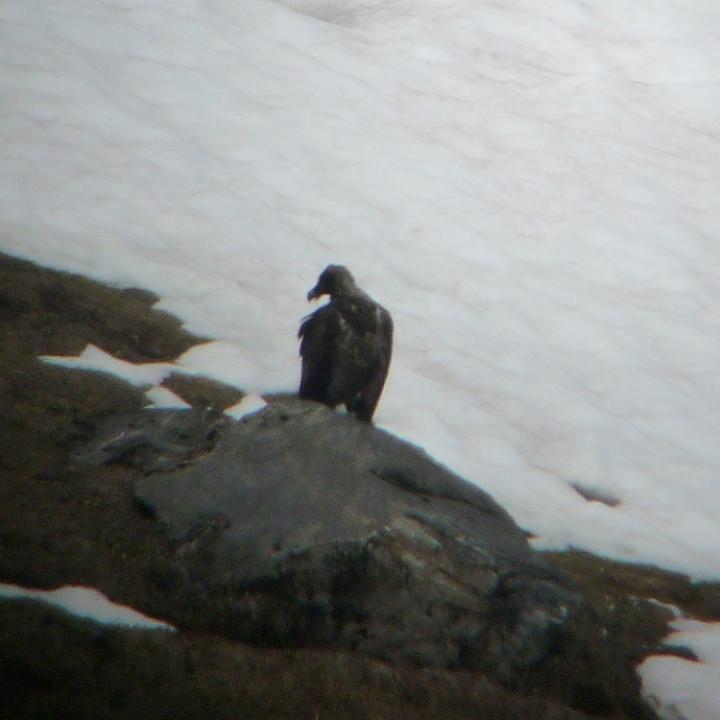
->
[126,399,581,679]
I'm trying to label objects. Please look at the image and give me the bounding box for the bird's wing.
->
[298,304,341,403]
[377,305,393,378]
[344,303,393,421]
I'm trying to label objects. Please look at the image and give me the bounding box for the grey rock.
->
[73,406,227,473]
[130,399,580,680]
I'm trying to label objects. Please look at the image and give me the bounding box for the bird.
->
[298,265,393,422]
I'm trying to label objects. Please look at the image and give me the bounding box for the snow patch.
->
[41,344,174,387]
[225,393,267,420]
[0,582,175,631]
[640,619,720,720]
[144,385,192,409]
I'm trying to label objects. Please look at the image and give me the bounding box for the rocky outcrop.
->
[87,399,584,681]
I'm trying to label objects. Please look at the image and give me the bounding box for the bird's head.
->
[307,264,356,300]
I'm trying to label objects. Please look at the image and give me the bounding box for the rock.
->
[127,399,581,681]
[72,406,227,473]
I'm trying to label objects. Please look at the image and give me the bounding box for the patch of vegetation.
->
[0,600,591,720]
[547,550,720,621]
[0,254,193,612]
[163,373,244,411]
[0,253,199,362]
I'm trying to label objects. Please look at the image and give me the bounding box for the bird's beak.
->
[307,285,321,301]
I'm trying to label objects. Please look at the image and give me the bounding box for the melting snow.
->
[0,582,174,631]
[640,619,720,720]
[225,393,268,420]
[42,344,174,387]
[144,385,192,409]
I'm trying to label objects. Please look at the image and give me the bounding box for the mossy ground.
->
[1,252,717,719]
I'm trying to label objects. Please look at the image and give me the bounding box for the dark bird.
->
[298,265,393,422]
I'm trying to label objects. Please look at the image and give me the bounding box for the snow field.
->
[2,1,720,713]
